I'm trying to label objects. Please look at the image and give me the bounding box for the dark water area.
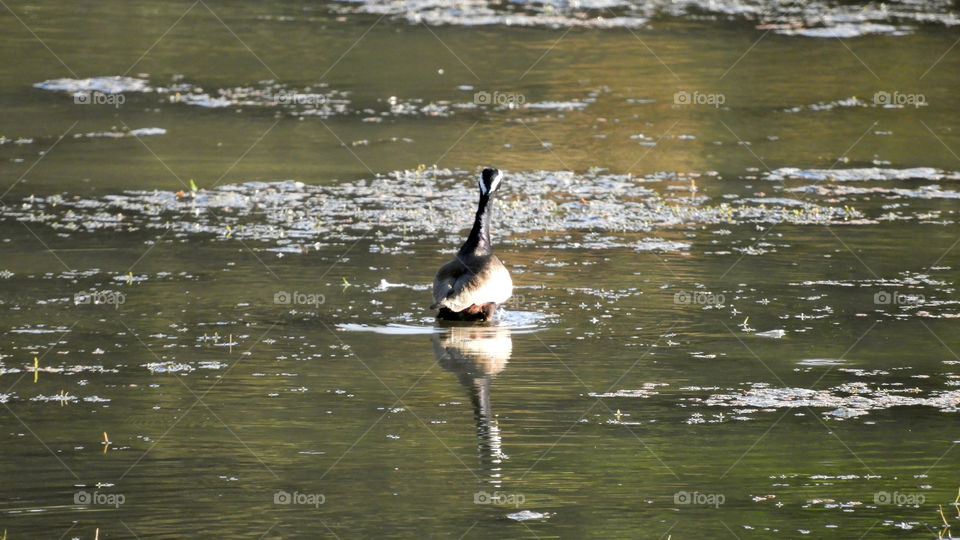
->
[2,0,960,538]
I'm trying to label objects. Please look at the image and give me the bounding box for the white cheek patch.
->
[478,178,488,195]
[490,171,503,193]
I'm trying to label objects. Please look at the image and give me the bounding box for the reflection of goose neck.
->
[471,377,505,487]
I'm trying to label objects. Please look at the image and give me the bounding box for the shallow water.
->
[2,0,960,538]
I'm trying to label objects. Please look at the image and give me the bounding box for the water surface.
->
[2,0,960,538]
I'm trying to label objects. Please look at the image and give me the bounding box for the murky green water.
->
[2,1,960,538]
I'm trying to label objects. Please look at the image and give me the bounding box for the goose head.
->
[478,168,503,196]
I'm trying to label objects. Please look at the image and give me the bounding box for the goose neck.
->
[460,193,492,255]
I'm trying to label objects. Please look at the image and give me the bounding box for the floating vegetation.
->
[701,382,960,419]
[506,510,550,521]
[765,167,960,183]
[34,76,595,120]
[73,128,166,139]
[332,0,959,36]
[30,391,77,404]
[9,325,72,334]
[2,169,861,255]
[588,382,668,399]
[144,362,195,374]
[789,183,960,201]
[782,96,870,113]
[34,75,150,94]
[35,76,352,118]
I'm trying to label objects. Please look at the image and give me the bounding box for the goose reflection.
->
[432,325,512,488]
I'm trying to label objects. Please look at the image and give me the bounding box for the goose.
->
[431,168,513,321]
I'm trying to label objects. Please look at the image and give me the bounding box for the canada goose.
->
[431,168,513,321]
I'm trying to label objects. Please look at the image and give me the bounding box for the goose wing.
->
[431,257,472,309]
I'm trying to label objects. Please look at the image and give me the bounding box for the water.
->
[2,0,960,537]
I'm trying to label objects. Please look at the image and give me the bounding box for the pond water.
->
[2,0,960,537]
